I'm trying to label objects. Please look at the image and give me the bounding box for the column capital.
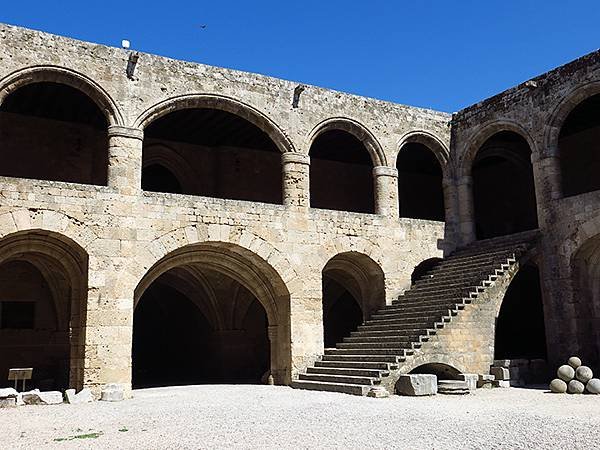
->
[282,152,310,165]
[107,125,144,140]
[372,166,398,178]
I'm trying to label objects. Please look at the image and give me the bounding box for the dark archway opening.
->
[142,108,282,203]
[472,131,538,239]
[322,276,363,348]
[0,260,70,391]
[411,258,443,285]
[409,363,461,381]
[141,164,183,194]
[495,264,547,361]
[397,143,445,220]
[309,130,374,213]
[559,94,600,197]
[0,82,108,185]
[132,269,270,389]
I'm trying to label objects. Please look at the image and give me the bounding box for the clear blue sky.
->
[3,1,600,112]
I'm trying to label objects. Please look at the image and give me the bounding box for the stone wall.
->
[0,23,449,393]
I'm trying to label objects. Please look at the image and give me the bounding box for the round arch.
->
[458,120,537,177]
[397,130,450,175]
[0,66,123,126]
[544,81,600,155]
[134,241,292,384]
[134,94,295,154]
[0,229,88,390]
[142,143,196,193]
[308,117,387,166]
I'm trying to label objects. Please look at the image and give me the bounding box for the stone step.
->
[409,270,502,289]
[364,309,453,324]
[345,333,428,342]
[357,320,443,332]
[337,340,414,349]
[291,380,370,396]
[321,354,403,363]
[299,372,380,385]
[350,328,435,338]
[314,360,398,371]
[307,366,389,378]
[374,299,470,316]
[325,347,408,356]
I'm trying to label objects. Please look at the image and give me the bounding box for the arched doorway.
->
[321,252,385,348]
[309,130,375,213]
[558,93,600,197]
[133,242,290,388]
[0,231,87,390]
[397,143,445,221]
[141,107,283,203]
[494,264,547,361]
[472,131,538,239]
[571,234,600,369]
[0,81,109,185]
[411,258,443,285]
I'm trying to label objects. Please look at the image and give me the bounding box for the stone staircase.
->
[292,231,538,396]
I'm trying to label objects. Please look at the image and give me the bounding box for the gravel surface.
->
[2,385,600,449]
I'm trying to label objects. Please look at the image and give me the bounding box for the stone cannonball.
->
[576,366,594,384]
[549,378,567,394]
[568,356,582,369]
[568,379,585,394]
[586,378,600,394]
[557,364,575,382]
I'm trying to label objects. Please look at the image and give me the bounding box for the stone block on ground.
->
[438,380,470,395]
[490,367,510,381]
[493,360,511,368]
[0,387,18,399]
[458,374,478,391]
[586,378,600,394]
[65,388,93,404]
[557,365,575,382]
[100,383,124,402]
[568,356,582,369]
[492,380,510,388]
[22,391,63,405]
[0,397,17,408]
[367,387,390,398]
[549,378,567,393]
[396,374,437,396]
[567,379,585,394]
[477,374,494,389]
[575,366,593,384]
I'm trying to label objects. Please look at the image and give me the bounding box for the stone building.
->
[0,23,598,395]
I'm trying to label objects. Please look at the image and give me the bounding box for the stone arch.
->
[544,81,600,156]
[0,209,98,249]
[134,94,295,154]
[308,117,386,166]
[321,251,385,347]
[0,65,123,126]
[132,231,295,384]
[141,143,196,193]
[396,131,448,221]
[397,130,450,175]
[0,229,88,390]
[458,120,537,177]
[469,128,538,239]
[409,362,462,380]
[411,257,443,285]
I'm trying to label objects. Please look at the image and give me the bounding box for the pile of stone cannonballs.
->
[550,357,600,394]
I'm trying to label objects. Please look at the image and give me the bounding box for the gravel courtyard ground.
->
[2,384,600,449]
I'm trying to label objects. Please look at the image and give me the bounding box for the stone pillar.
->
[107,126,144,195]
[82,253,135,397]
[441,173,459,252]
[457,174,476,245]
[373,166,399,217]
[282,153,310,207]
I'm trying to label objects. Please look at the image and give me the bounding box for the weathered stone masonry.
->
[1,23,599,395]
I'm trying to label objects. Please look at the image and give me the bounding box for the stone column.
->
[441,173,459,252]
[82,253,135,397]
[373,166,399,217]
[107,126,144,195]
[282,153,310,208]
[457,174,476,245]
